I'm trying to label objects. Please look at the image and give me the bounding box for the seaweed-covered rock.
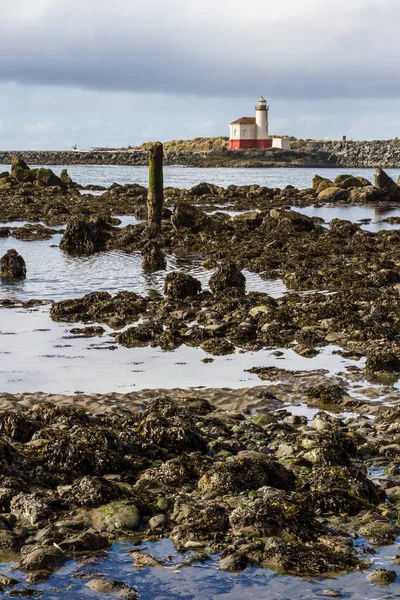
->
[17,546,67,572]
[333,174,363,189]
[35,168,62,187]
[142,241,166,271]
[0,249,26,279]
[365,350,400,375]
[59,169,72,185]
[299,466,384,515]
[209,262,246,296]
[172,203,214,232]
[164,272,202,300]
[198,451,295,495]
[91,501,140,532]
[264,208,316,233]
[60,217,115,254]
[307,384,348,406]
[116,322,163,347]
[229,492,316,540]
[136,396,208,454]
[69,476,118,507]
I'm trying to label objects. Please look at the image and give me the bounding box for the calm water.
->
[1,538,399,600]
[1,164,400,189]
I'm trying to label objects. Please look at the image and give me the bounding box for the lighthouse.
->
[229,96,290,150]
[255,96,269,143]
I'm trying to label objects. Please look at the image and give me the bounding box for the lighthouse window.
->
[243,129,247,137]
[234,128,238,137]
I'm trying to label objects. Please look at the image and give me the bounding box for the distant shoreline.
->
[0,140,400,168]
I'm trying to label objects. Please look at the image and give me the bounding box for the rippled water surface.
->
[1,538,399,600]
[1,163,400,189]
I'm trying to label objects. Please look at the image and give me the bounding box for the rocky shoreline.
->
[1,155,400,595]
[1,140,400,168]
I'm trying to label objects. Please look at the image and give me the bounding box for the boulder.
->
[198,451,295,495]
[60,217,114,254]
[172,203,214,232]
[58,529,110,552]
[10,493,52,526]
[0,249,26,279]
[366,350,400,374]
[86,578,138,599]
[349,186,383,203]
[312,175,332,191]
[59,168,72,185]
[35,168,62,187]
[333,174,363,189]
[209,262,246,296]
[367,568,397,585]
[187,182,220,196]
[264,209,316,233]
[317,187,350,202]
[10,156,35,183]
[17,546,67,572]
[91,501,140,532]
[164,272,202,300]
[374,168,400,195]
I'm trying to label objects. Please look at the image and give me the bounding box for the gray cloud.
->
[1,0,399,99]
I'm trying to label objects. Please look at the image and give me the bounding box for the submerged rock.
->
[60,216,115,254]
[0,249,26,279]
[86,578,139,599]
[209,261,246,296]
[164,272,202,300]
[142,241,166,271]
[367,568,397,585]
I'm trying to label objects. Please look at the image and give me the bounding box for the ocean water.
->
[1,163,400,190]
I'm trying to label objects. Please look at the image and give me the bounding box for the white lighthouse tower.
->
[255,96,269,143]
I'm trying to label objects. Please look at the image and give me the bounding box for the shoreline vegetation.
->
[1,138,400,168]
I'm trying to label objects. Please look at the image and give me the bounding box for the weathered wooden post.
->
[147,142,164,235]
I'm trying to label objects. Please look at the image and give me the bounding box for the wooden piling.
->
[147,142,164,235]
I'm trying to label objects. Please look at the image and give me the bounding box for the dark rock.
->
[367,568,397,585]
[17,546,67,572]
[0,249,26,279]
[209,262,246,296]
[172,203,214,232]
[366,350,400,374]
[164,272,202,300]
[198,451,295,495]
[58,529,110,552]
[374,168,400,195]
[142,241,166,271]
[60,217,115,254]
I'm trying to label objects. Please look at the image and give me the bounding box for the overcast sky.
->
[0,0,399,149]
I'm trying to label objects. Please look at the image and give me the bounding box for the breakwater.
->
[1,140,400,168]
